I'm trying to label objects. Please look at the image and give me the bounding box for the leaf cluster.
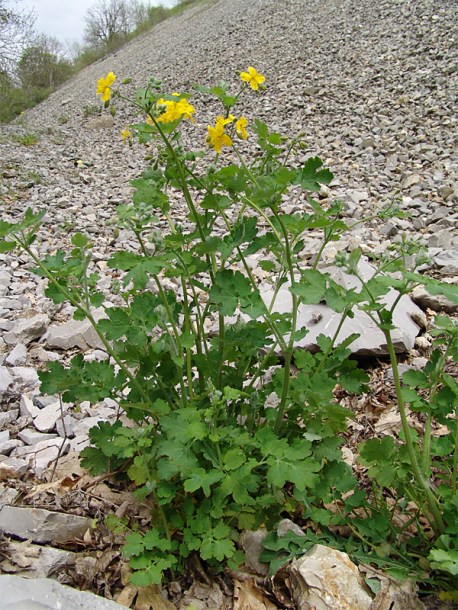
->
[2,69,457,594]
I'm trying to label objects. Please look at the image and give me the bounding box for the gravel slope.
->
[1,0,457,319]
[2,0,457,213]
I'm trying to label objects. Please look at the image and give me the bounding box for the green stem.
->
[240,195,287,256]
[163,212,209,391]
[267,271,287,314]
[218,211,288,354]
[19,238,155,408]
[384,329,445,536]
[453,410,458,494]
[148,114,216,279]
[133,231,191,405]
[152,276,189,406]
[152,489,171,541]
[233,145,260,188]
[272,212,298,434]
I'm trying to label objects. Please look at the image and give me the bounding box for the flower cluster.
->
[96,66,264,149]
[205,67,264,152]
[156,93,196,124]
[206,115,249,153]
[207,115,234,153]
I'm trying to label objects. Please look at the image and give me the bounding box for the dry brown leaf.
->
[74,554,98,583]
[120,562,133,586]
[233,579,278,610]
[0,464,23,481]
[117,584,136,607]
[95,548,120,573]
[46,451,86,480]
[178,581,226,610]
[116,583,137,608]
[135,584,176,610]
[6,551,32,569]
[88,481,136,508]
[374,408,402,434]
[23,477,79,501]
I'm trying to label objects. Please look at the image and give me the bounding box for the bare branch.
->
[0,0,36,75]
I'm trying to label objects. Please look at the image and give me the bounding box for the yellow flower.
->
[96,71,116,102]
[121,128,132,142]
[215,114,234,126]
[235,116,248,140]
[207,116,233,153]
[156,93,196,124]
[240,66,265,91]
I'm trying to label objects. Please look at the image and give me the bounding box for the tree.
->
[0,0,36,76]
[17,35,73,89]
[83,0,134,49]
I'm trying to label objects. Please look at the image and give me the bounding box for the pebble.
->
[5,344,27,367]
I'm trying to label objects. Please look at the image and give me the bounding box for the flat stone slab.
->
[45,318,105,351]
[261,260,426,357]
[0,505,91,544]
[3,314,49,346]
[2,541,75,578]
[13,438,70,476]
[0,575,127,610]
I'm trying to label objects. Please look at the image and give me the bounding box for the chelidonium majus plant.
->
[1,67,457,589]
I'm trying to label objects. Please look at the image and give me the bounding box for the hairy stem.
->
[384,329,445,536]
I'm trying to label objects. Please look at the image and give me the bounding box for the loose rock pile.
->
[1,0,456,479]
[0,0,457,606]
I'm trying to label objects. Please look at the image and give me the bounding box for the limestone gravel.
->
[0,0,457,476]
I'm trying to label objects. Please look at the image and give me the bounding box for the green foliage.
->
[17,35,73,90]
[0,0,202,123]
[1,67,457,596]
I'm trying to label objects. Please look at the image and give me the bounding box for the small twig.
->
[49,394,69,482]
[78,459,133,491]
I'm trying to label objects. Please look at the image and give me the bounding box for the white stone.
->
[20,393,41,419]
[18,429,58,445]
[33,401,62,432]
[289,544,372,610]
[10,367,39,389]
[0,367,14,394]
[5,343,27,366]
[0,439,23,456]
[45,317,105,351]
[72,415,109,439]
[56,414,76,438]
[0,576,127,610]
[3,314,49,346]
[412,284,457,314]
[0,409,19,427]
[13,438,70,475]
